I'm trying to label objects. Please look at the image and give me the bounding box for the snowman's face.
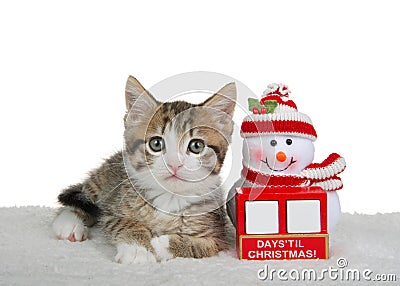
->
[243,135,315,175]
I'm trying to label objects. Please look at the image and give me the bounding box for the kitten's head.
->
[123,76,236,212]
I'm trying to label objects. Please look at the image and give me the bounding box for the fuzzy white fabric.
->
[1,207,399,285]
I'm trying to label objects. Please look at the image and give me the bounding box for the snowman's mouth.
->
[261,157,297,172]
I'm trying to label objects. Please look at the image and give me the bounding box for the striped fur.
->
[55,76,236,261]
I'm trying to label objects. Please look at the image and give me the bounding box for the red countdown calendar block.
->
[236,186,328,260]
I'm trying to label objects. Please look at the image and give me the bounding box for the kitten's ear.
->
[125,76,158,112]
[202,82,237,117]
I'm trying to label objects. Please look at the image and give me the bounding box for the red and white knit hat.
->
[241,83,317,141]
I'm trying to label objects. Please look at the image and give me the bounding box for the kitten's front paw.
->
[150,235,173,262]
[52,209,88,242]
[115,243,156,264]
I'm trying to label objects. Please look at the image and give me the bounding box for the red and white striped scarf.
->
[243,153,346,192]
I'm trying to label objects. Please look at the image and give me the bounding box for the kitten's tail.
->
[58,184,101,225]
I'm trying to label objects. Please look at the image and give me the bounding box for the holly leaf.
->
[264,100,278,113]
[248,98,264,112]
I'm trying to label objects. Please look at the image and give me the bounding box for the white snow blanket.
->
[0,207,399,285]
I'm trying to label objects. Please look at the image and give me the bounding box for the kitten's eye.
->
[270,140,277,147]
[148,137,164,152]
[286,139,293,145]
[188,139,205,154]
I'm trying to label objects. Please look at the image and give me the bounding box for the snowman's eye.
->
[270,140,277,147]
[286,139,293,145]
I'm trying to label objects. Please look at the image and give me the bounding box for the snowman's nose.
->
[276,151,287,162]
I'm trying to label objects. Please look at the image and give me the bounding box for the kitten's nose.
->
[167,163,183,174]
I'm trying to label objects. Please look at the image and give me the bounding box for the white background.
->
[1,1,399,214]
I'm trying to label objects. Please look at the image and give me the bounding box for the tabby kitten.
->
[52,76,237,263]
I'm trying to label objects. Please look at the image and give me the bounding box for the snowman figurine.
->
[227,83,346,232]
